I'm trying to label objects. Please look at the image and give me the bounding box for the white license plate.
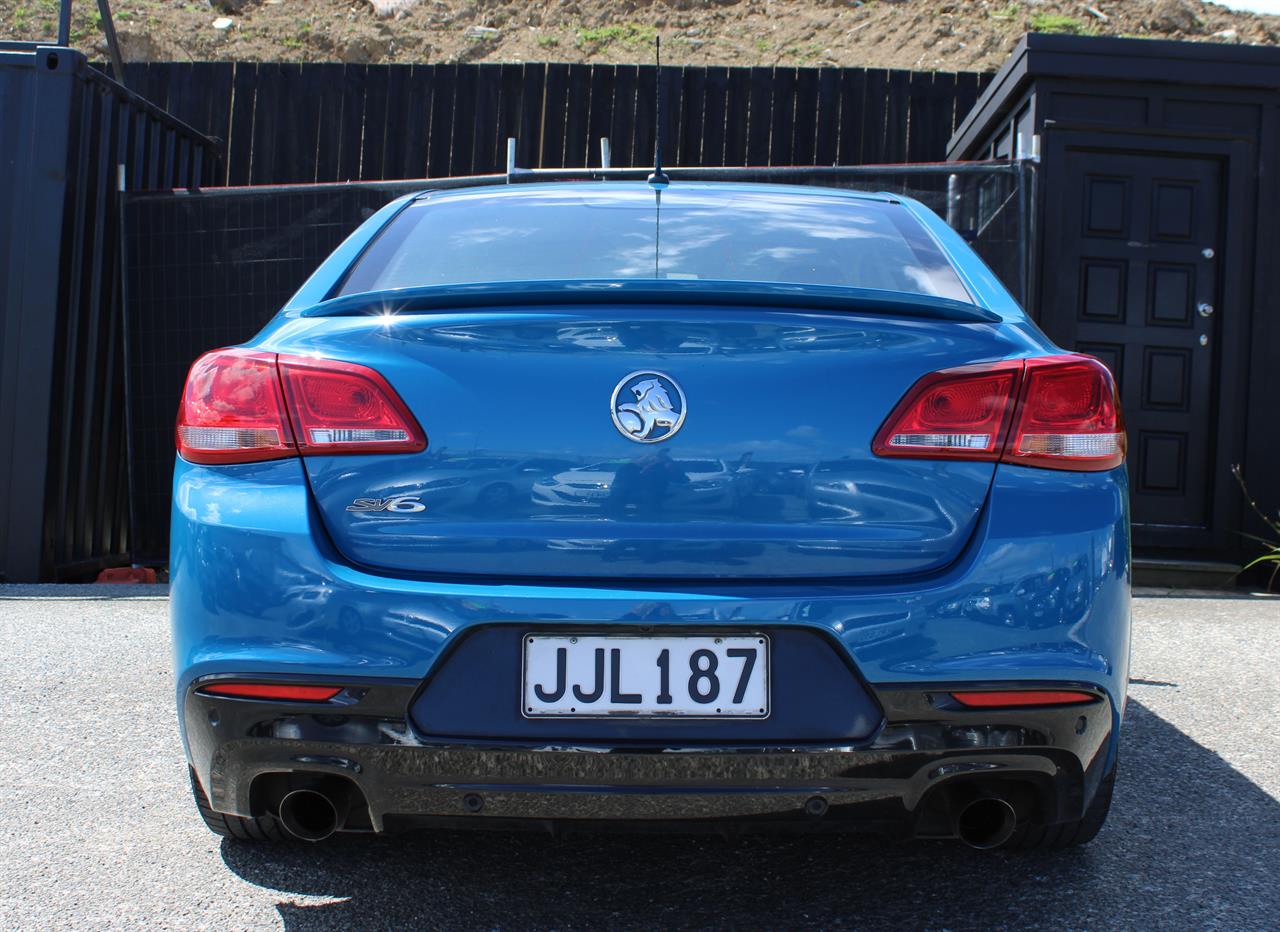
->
[522,635,769,718]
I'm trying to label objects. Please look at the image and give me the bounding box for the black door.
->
[1042,147,1224,549]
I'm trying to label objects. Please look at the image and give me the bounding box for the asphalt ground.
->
[1,585,1276,931]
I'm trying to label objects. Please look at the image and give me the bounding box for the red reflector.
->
[199,683,343,702]
[278,355,426,454]
[950,690,1096,708]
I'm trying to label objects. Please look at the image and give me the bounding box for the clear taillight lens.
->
[873,354,1125,472]
[176,349,425,464]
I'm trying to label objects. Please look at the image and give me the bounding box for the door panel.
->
[1043,148,1221,546]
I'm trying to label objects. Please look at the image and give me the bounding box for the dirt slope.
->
[2,1,1277,71]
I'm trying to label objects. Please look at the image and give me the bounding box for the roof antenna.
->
[647,35,670,189]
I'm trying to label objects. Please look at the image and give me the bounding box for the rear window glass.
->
[337,185,970,302]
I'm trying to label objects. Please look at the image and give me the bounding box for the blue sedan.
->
[171,181,1129,849]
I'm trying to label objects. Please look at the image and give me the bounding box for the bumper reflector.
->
[950,689,1096,708]
[199,683,342,702]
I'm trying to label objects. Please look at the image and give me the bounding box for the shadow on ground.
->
[221,699,1279,931]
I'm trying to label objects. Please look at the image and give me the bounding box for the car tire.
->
[1005,767,1116,850]
[189,767,292,843]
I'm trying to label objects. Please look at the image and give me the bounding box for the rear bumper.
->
[185,681,1115,836]
[172,457,1130,834]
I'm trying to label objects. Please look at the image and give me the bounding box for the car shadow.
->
[220,699,1279,931]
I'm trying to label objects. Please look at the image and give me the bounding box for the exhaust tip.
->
[278,788,340,842]
[955,795,1018,849]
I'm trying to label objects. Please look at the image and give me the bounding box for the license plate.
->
[522,634,769,718]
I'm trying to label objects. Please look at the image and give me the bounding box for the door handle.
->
[1197,303,1214,318]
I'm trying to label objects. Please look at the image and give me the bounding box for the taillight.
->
[176,350,295,464]
[873,354,1124,471]
[176,349,425,464]
[277,356,425,454]
[1005,355,1125,471]
[872,361,1022,460]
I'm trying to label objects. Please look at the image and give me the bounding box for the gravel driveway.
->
[1,585,1276,931]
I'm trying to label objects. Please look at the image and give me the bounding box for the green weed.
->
[576,22,657,49]
[1029,13,1091,35]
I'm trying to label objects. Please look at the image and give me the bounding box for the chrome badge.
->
[610,371,687,443]
[345,495,426,514]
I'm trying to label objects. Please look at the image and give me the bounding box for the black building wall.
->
[949,34,1280,565]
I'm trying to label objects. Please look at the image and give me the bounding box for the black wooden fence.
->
[115,61,991,186]
[0,44,217,582]
[2,52,995,580]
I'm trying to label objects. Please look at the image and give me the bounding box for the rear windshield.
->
[337,185,970,302]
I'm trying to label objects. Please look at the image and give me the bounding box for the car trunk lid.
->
[272,304,1026,580]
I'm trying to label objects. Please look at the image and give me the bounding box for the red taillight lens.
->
[176,349,295,464]
[872,361,1022,460]
[278,356,426,454]
[873,354,1125,471]
[1005,355,1125,471]
[176,349,425,464]
[198,683,343,702]
[950,689,1097,708]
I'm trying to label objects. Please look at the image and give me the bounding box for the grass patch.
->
[535,34,560,49]
[790,43,823,63]
[1030,13,1091,35]
[576,22,657,50]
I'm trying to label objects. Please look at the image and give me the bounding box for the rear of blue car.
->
[172,182,1129,849]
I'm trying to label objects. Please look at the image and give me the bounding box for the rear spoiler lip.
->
[297,280,1001,324]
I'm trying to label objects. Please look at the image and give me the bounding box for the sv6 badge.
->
[346,495,427,514]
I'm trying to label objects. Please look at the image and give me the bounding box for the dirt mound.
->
[2,0,1277,71]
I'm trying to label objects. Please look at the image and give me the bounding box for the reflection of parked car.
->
[533,458,734,514]
[805,459,959,532]
[411,456,579,512]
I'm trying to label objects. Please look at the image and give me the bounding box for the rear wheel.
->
[1005,768,1115,850]
[189,767,292,843]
